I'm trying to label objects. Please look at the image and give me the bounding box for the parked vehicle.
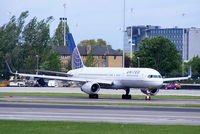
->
[48,80,63,87]
[9,81,26,87]
[165,83,181,89]
[0,81,9,87]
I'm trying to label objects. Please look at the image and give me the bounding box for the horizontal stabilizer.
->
[5,61,15,74]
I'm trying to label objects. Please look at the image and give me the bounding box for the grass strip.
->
[0,120,199,134]
[0,92,200,99]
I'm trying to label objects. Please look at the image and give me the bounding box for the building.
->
[126,25,200,61]
[54,46,122,70]
[188,28,200,60]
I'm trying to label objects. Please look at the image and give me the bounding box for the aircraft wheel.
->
[89,94,99,99]
[145,96,151,100]
[122,94,132,99]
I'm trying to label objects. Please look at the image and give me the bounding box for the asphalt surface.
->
[0,87,200,125]
[0,102,200,125]
[1,87,200,96]
[1,95,200,105]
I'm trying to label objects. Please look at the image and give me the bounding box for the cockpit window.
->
[148,75,162,78]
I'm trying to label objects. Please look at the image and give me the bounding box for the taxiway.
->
[1,87,200,96]
[0,87,200,125]
[0,102,200,125]
[1,95,200,105]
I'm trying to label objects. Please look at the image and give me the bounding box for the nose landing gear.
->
[145,95,151,100]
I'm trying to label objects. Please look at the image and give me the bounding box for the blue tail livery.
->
[68,33,84,70]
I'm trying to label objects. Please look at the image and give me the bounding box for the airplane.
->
[6,33,192,100]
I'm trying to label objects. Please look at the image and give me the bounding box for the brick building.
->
[54,46,122,70]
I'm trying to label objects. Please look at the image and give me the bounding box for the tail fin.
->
[67,33,84,70]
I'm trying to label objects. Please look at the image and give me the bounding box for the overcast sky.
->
[1,0,200,49]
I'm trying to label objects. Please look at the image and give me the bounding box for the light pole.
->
[60,4,67,46]
[122,0,126,68]
[59,17,67,46]
[130,26,132,58]
[137,57,140,67]
[63,4,66,46]
[36,55,39,75]
[182,13,186,76]
[129,8,134,60]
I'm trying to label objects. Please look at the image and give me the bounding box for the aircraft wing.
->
[6,61,113,85]
[16,73,113,85]
[163,76,190,82]
[37,69,71,76]
[163,66,192,82]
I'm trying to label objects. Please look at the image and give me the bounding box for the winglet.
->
[5,61,15,74]
[68,33,84,70]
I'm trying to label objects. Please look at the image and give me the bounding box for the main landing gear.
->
[122,88,132,99]
[89,94,99,99]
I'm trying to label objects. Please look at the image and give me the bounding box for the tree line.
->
[0,11,68,79]
[1,11,199,80]
[0,11,111,80]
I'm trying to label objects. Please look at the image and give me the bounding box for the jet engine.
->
[81,82,100,94]
[140,88,159,96]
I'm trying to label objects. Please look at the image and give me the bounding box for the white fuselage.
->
[67,67,163,89]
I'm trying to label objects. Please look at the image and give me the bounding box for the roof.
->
[54,46,122,56]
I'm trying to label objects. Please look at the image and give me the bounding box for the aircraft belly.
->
[120,80,162,88]
[120,80,146,88]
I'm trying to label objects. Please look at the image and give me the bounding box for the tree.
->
[0,11,62,76]
[40,52,61,71]
[185,56,200,79]
[18,16,55,73]
[132,37,181,76]
[78,39,111,48]
[51,21,69,46]
[84,51,97,67]
[0,11,29,78]
[65,58,72,71]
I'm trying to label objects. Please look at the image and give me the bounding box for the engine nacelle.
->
[140,88,159,96]
[81,82,100,94]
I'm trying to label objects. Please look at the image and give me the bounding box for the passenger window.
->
[148,75,161,78]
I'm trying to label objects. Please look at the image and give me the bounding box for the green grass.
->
[0,120,199,134]
[1,92,200,99]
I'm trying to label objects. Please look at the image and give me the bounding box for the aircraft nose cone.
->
[154,79,163,87]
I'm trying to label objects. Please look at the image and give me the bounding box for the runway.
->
[0,102,200,125]
[1,95,200,105]
[1,87,200,96]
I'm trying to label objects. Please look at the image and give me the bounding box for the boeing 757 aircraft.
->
[7,33,191,100]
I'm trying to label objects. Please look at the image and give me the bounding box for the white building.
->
[188,28,200,60]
